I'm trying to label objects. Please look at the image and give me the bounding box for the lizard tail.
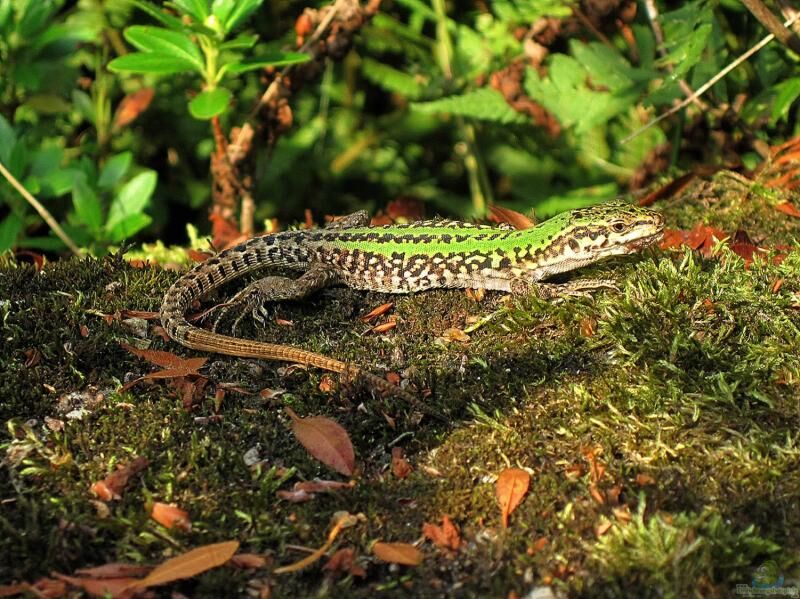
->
[159,235,417,404]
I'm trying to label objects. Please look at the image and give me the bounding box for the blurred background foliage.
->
[1,0,799,256]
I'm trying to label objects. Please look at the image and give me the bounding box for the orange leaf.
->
[52,573,139,598]
[285,407,355,476]
[123,345,207,371]
[113,88,154,130]
[90,457,149,502]
[74,564,152,578]
[496,468,531,528]
[274,512,357,574]
[360,302,394,322]
[229,554,268,569]
[422,515,461,551]
[370,320,397,334]
[129,541,239,588]
[488,205,536,229]
[150,502,192,532]
[323,547,366,578]
[186,249,213,263]
[391,447,412,479]
[776,201,800,218]
[372,542,423,566]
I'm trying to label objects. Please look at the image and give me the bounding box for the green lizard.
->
[160,201,664,400]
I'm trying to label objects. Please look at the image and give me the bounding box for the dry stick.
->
[622,13,800,145]
[642,0,707,110]
[0,159,83,256]
[740,0,800,54]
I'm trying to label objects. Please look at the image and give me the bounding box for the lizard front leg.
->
[212,264,342,334]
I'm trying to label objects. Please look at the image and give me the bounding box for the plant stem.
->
[0,160,83,256]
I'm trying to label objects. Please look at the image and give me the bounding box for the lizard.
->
[159,201,665,402]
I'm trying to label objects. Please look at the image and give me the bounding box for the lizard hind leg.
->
[212,264,342,335]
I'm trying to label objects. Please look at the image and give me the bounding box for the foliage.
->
[1,0,800,253]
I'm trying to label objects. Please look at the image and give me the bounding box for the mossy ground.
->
[2,181,800,597]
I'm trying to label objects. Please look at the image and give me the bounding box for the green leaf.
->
[107,213,153,243]
[188,88,231,119]
[771,78,800,123]
[98,152,133,190]
[224,52,310,74]
[170,0,210,21]
[211,0,236,28]
[106,170,157,231]
[361,57,426,100]
[108,52,199,74]
[72,174,103,235]
[221,0,263,33]
[0,114,17,164]
[219,33,258,50]
[124,26,203,70]
[412,88,527,124]
[0,213,23,254]
[132,0,188,31]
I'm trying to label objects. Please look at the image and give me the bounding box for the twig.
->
[740,0,800,53]
[642,0,707,110]
[0,159,83,256]
[622,12,800,144]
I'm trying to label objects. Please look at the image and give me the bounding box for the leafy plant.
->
[108,0,310,119]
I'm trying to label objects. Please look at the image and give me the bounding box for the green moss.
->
[1,195,799,596]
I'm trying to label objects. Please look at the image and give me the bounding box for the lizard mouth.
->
[625,230,664,251]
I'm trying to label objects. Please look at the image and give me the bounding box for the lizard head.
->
[560,201,665,259]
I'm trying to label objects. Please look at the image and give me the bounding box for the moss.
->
[1,191,799,596]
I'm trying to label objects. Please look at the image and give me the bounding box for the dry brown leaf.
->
[74,564,152,578]
[186,249,213,263]
[776,201,800,218]
[496,468,531,529]
[52,573,139,598]
[90,457,149,502]
[129,541,239,588]
[466,287,486,302]
[360,302,394,323]
[229,554,268,569]
[274,513,357,574]
[372,542,423,566]
[579,317,596,338]
[391,447,412,479]
[294,479,355,493]
[635,473,656,486]
[422,515,461,551]
[150,502,192,532]
[441,328,470,343]
[488,205,535,229]
[323,547,366,578]
[370,320,397,334]
[0,584,30,597]
[121,344,207,391]
[595,520,613,538]
[276,488,315,503]
[285,407,355,476]
[113,88,154,130]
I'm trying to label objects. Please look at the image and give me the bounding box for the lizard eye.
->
[611,221,626,233]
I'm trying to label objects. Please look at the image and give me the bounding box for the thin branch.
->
[0,159,83,256]
[740,0,800,53]
[622,12,800,144]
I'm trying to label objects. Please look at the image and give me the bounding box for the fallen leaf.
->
[0,584,29,597]
[441,328,470,343]
[129,541,239,588]
[121,344,207,391]
[80,324,90,338]
[422,515,461,551]
[275,318,294,326]
[186,249,212,263]
[276,488,315,503]
[466,287,486,302]
[370,320,397,334]
[294,479,356,493]
[391,447,412,479]
[229,554,268,569]
[635,473,656,486]
[52,573,139,598]
[360,302,394,323]
[589,484,605,505]
[595,519,613,538]
[527,537,548,555]
[318,375,337,393]
[275,512,358,574]
[285,407,355,476]
[496,468,531,528]
[776,201,800,217]
[150,502,192,532]
[372,542,423,566]
[771,279,784,294]
[579,317,596,338]
[90,457,149,502]
[74,564,152,578]
[323,547,366,578]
